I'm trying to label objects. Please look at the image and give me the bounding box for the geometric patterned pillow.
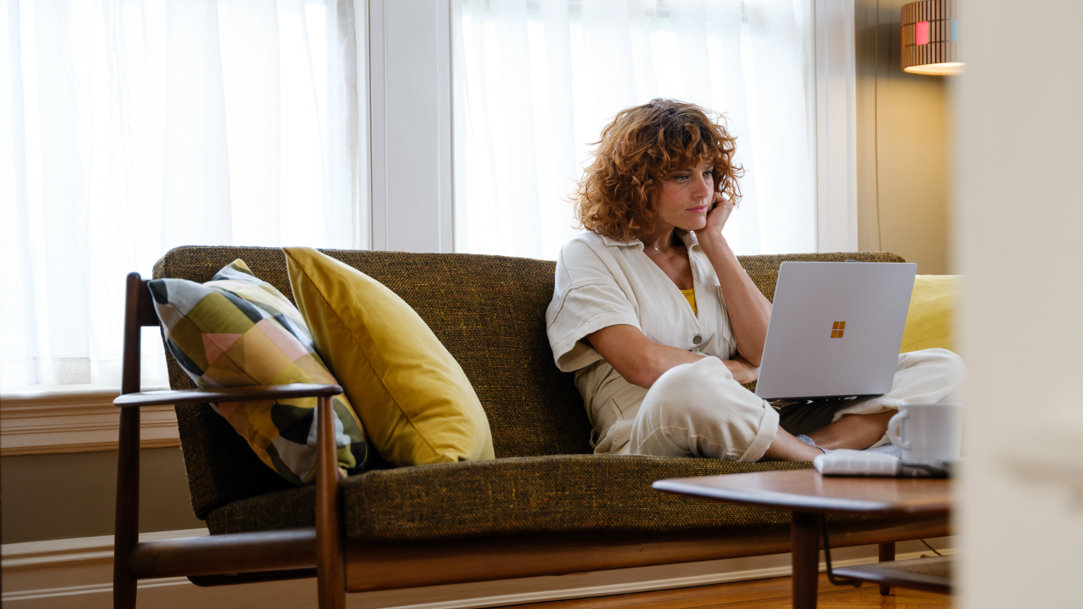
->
[148,259,369,484]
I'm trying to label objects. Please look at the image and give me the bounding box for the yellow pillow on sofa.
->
[900,274,958,353]
[283,247,494,467]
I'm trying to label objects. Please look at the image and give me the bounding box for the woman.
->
[546,99,961,461]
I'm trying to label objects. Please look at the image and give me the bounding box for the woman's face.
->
[650,160,715,232]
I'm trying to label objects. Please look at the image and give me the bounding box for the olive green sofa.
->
[116,245,947,608]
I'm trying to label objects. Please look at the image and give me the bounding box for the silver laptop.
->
[753,261,917,400]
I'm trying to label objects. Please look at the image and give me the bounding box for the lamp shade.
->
[901,0,962,75]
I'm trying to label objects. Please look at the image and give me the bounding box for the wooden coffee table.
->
[653,469,952,609]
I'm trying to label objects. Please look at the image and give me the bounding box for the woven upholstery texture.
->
[738,251,905,300]
[206,455,815,541]
[154,246,904,533]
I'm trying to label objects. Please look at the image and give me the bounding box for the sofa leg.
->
[318,562,345,609]
[316,395,345,609]
[114,404,141,609]
[114,574,137,609]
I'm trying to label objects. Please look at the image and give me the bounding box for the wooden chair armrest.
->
[114,383,344,408]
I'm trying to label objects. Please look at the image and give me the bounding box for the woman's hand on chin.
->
[711,192,738,225]
[695,193,737,243]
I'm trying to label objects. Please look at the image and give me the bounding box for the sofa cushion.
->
[148,259,368,484]
[284,247,495,467]
[204,456,817,540]
[900,274,958,353]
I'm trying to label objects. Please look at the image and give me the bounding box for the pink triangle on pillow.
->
[203,332,243,364]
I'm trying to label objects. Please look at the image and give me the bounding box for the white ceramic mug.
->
[886,403,963,461]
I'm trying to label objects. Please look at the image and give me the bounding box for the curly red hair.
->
[573,99,742,242]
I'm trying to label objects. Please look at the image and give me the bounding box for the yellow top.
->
[680,288,697,315]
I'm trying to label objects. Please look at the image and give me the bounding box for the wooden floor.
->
[497,574,953,609]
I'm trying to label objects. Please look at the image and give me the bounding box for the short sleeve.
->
[546,239,641,372]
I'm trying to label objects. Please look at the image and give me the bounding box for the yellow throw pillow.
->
[284,247,494,466]
[900,274,958,353]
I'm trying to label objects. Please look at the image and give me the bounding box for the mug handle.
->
[887,411,909,450]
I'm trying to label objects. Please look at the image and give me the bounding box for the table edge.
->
[652,475,952,516]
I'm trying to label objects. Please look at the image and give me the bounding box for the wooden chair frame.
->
[114,271,950,609]
[113,272,346,608]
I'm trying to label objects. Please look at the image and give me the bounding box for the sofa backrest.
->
[154,246,903,519]
[154,245,593,518]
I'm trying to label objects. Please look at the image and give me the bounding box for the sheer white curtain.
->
[1,0,366,391]
[452,0,817,260]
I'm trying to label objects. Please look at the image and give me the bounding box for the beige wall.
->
[856,0,953,274]
[1,447,201,544]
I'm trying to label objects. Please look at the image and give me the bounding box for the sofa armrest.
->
[114,383,343,408]
[114,381,345,602]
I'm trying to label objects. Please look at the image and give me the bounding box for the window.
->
[2,0,366,391]
[4,0,855,393]
[451,0,824,260]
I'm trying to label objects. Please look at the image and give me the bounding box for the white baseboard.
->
[2,530,954,609]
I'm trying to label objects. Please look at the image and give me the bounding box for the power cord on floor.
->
[920,538,944,557]
[820,521,863,588]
